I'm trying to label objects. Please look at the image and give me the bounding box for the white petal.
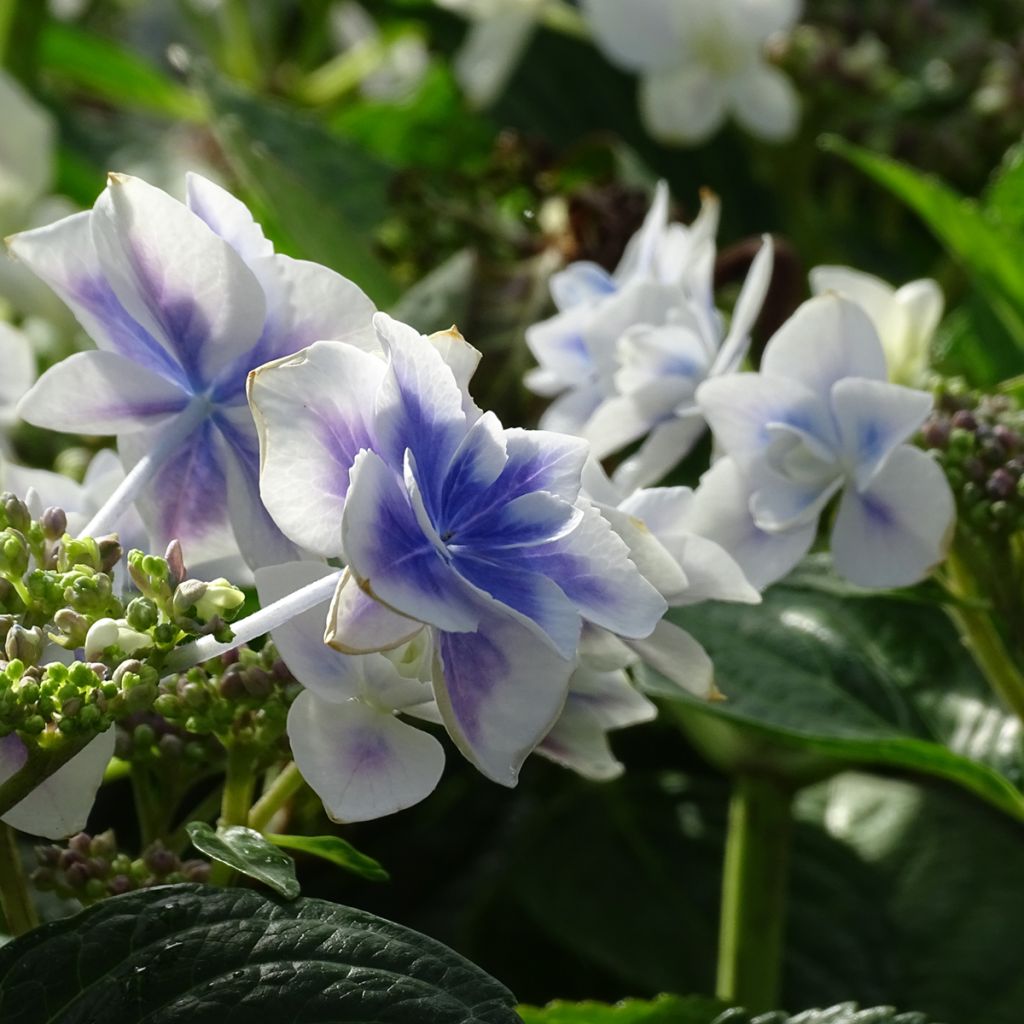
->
[248,340,385,557]
[0,70,54,211]
[614,180,670,283]
[611,414,707,491]
[578,624,638,671]
[0,322,36,422]
[454,8,538,107]
[809,265,896,324]
[549,262,617,311]
[761,295,888,399]
[595,502,688,597]
[17,350,188,434]
[684,458,816,590]
[629,619,715,699]
[325,569,424,656]
[640,65,729,145]
[892,278,943,382]
[710,235,774,376]
[830,445,954,589]
[92,173,266,384]
[580,0,684,72]
[728,63,800,141]
[2,729,115,839]
[536,702,625,781]
[288,692,444,822]
[567,665,657,730]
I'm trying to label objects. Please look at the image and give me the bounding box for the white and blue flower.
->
[10,172,376,577]
[697,294,955,588]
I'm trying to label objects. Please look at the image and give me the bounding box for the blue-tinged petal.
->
[830,377,933,490]
[7,211,186,383]
[697,372,837,473]
[373,312,469,514]
[566,666,658,729]
[615,319,711,396]
[582,384,691,462]
[248,340,385,557]
[18,351,188,434]
[830,445,954,588]
[515,500,667,639]
[288,691,445,822]
[92,174,266,387]
[185,172,273,262]
[536,380,605,436]
[439,410,507,527]
[479,427,589,509]
[451,552,581,658]
[525,305,596,396]
[684,458,816,590]
[614,180,670,282]
[761,294,888,400]
[536,700,625,781]
[324,569,424,656]
[549,261,617,311]
[453,490,582,551]
[342,449,480,632]
[2,729,115,839]
[434,605,573,785]
[749,464,841,532]
[120,419,242,579]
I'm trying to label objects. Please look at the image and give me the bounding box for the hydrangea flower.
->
[580,235,773,489]
[10,172,376,578]
[526,181,719,437]
[810,265,943,386]
[696,295,955,588]
[581,0,801,145]
[249,313,666,784]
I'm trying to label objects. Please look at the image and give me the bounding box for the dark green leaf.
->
[185,822,299,899]
[196,66,400,305]
[821,135,1024,352]
[0,883,521,1023]
[267,832,389,882]
[647,577,1024,821]
[518,998,936,1024]
[38,24,201,120]
[518,994,728,1024]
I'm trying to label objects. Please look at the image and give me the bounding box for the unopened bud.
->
[164,540,186,586]
[40,507,67,540]
[125,597,159,632]
[194,578,245,622]
[96,536,123,574]
[0,529,29,578]
[172,579,207,617]
[5,625,44,666]
[0,494,30,533]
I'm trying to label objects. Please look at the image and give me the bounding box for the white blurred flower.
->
[0,322,36,452]
[809,265,943,387]
[436,0,549,107]
[581,0,802,145]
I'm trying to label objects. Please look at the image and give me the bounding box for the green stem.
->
[945,547,1024,723]
[209,743,256,886]
[716,774,794,1014]
[248,761,303,833]
[0,823,38,936]
[130,765,165,848]
[219,0,262,87]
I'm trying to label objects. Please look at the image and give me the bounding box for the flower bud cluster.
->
[31,830,209,906]
[919,381,1024,538]
[146,641,300,751]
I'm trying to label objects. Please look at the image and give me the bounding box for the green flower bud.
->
[0,528,30,578]
[58,536,101,573]
[172,579,207,617]
[125,597,159,632]
[0,494,31,533]
[5,625,44,666]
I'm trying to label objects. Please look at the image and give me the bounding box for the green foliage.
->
[644,563,1024,820]
[0,883,521,1023]
[519,997,937,1024]
[194,66,400,305]
[185,823,299,899]
[267,832,390,882]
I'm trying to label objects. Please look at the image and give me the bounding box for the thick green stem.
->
[0,823,38,936]
[945,548,1024,723]
[209,743,257,886]
[249,762,303,833]
[716,774,794,1014]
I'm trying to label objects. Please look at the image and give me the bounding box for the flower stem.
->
[163,569,343,674]
[80,398,210,540]
[249,761,303,833]
[209,742,257,886]
[944,547,1024,723]
[0,822,38,936]
[715,774,794,1015]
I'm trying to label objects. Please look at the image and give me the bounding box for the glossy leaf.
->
[646,572,1024,821]
[185,822,300,899]
[0,883,521,1024]
[267,832,390,882]
[39,24,202,120]
[196,66,400,305]
[822,135,1024,353]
